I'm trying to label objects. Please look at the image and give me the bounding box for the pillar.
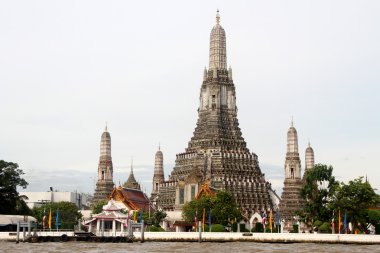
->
[96,219,100,235]
[112,219,116,236]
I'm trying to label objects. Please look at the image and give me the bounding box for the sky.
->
[1,1,379,196]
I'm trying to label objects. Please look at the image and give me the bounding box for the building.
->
[21,191,91,209]
[279,121,311,230]
[93,125,115,205]
[151,145,165,203]
[123,161,141,190]
[156,11,273,214]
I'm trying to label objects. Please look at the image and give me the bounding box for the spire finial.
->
[308,138,311,147]
[216,9,220,24]
[291,116,294,127]
[159,142,161,151]
[131,157,134,174]
[105,121,108,132]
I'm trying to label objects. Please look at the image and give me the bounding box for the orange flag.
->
[338,209,341,234]
[133,210,137,222]
[202,208,206,232]
[48,208,52,229]
[269,209,273,233]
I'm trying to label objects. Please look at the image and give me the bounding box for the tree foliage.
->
[152,209,167,227]
[299,164,338,223]
[182,190,241,226]
[0,160,30,214]
[32,201,82,229]
[330,177,380,230]
[91,199,108,214]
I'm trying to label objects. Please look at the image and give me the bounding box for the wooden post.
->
[16,221,20,243]
[141,220,144,243]
[198,221,202,243]
[28,221,32,237]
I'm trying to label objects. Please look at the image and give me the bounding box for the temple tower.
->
[157,11,273,212]
[305,142,315,173]
[151,145,165,200]
[93,125,115,204]
[279,121,304,229]
[123,160,141,190]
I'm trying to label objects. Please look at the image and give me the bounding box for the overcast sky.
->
[1,1,379,196]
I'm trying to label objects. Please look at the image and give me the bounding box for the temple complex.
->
[278,121,305,230]
[156,11,273,213]
[93,125,115,205]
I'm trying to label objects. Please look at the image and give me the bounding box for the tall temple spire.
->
[124,157,140,190]
[92,126,114,205]
[156,12,273,213]
[152,145,165,198]
[279,122,304,231]
[209,10,227,70]
[305,141,315,172]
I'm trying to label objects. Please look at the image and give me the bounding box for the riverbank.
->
[1,231,380,244]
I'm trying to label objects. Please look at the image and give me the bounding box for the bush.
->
[318,222,331,233]
[291,224,299,233]
[210,224,225,232]
[375,224,380,235]
[251,222,264,233]
[148,225,165,232]
[313,220,323,229]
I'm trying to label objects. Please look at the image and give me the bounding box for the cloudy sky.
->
[1,1,379,196]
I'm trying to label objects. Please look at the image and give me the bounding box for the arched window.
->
[291,168,294,179]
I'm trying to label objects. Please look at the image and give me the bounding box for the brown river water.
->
[1,241,380,253]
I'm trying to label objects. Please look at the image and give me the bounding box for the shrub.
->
[313,220,323,228]
[211,224,225,232]
[318,222,331,233]
[148,225,165,232]
[251,222,264,233]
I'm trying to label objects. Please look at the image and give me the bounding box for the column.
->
[96,219,100,235]
[112,219,116,236]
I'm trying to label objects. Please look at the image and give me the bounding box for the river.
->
[1,241,380,253]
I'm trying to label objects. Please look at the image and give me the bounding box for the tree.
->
[182,190,241,226]
[299,164,338,224]
[91,199,108,214]
[32,201,82,229]
[330,177,380,232]
[0,160,30,214]
[152,209,167,227]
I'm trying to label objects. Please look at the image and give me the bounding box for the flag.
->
[331,210,335,234]
[42,207,46,229]
[194,208,198,231]
[56,209,59,230]
[139,208,143,222]
[48,208,52,229]
[338,209,341,234]
[125,210,130,227]
[343,212,347,233]
[202,208,205,232]
[269,209,273,233]
[208,210,212,232]
[133,210,137,222]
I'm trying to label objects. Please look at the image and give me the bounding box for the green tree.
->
[91,199,108,214]
[299,164,338,224]
[330,177,380,232]
[32,201,82,229]
[152,209,167,227]
[0,160,30,214]
[182,190,241,226]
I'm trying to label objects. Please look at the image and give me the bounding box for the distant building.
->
[21,191,91,209]
[279,121,315,231]
[123,161,141,190]
[151,145,165,204]
[93,125,115,205]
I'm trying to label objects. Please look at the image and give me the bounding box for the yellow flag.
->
[133,210,137,222]
[48,208,52,229]
[202,208,205,232]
